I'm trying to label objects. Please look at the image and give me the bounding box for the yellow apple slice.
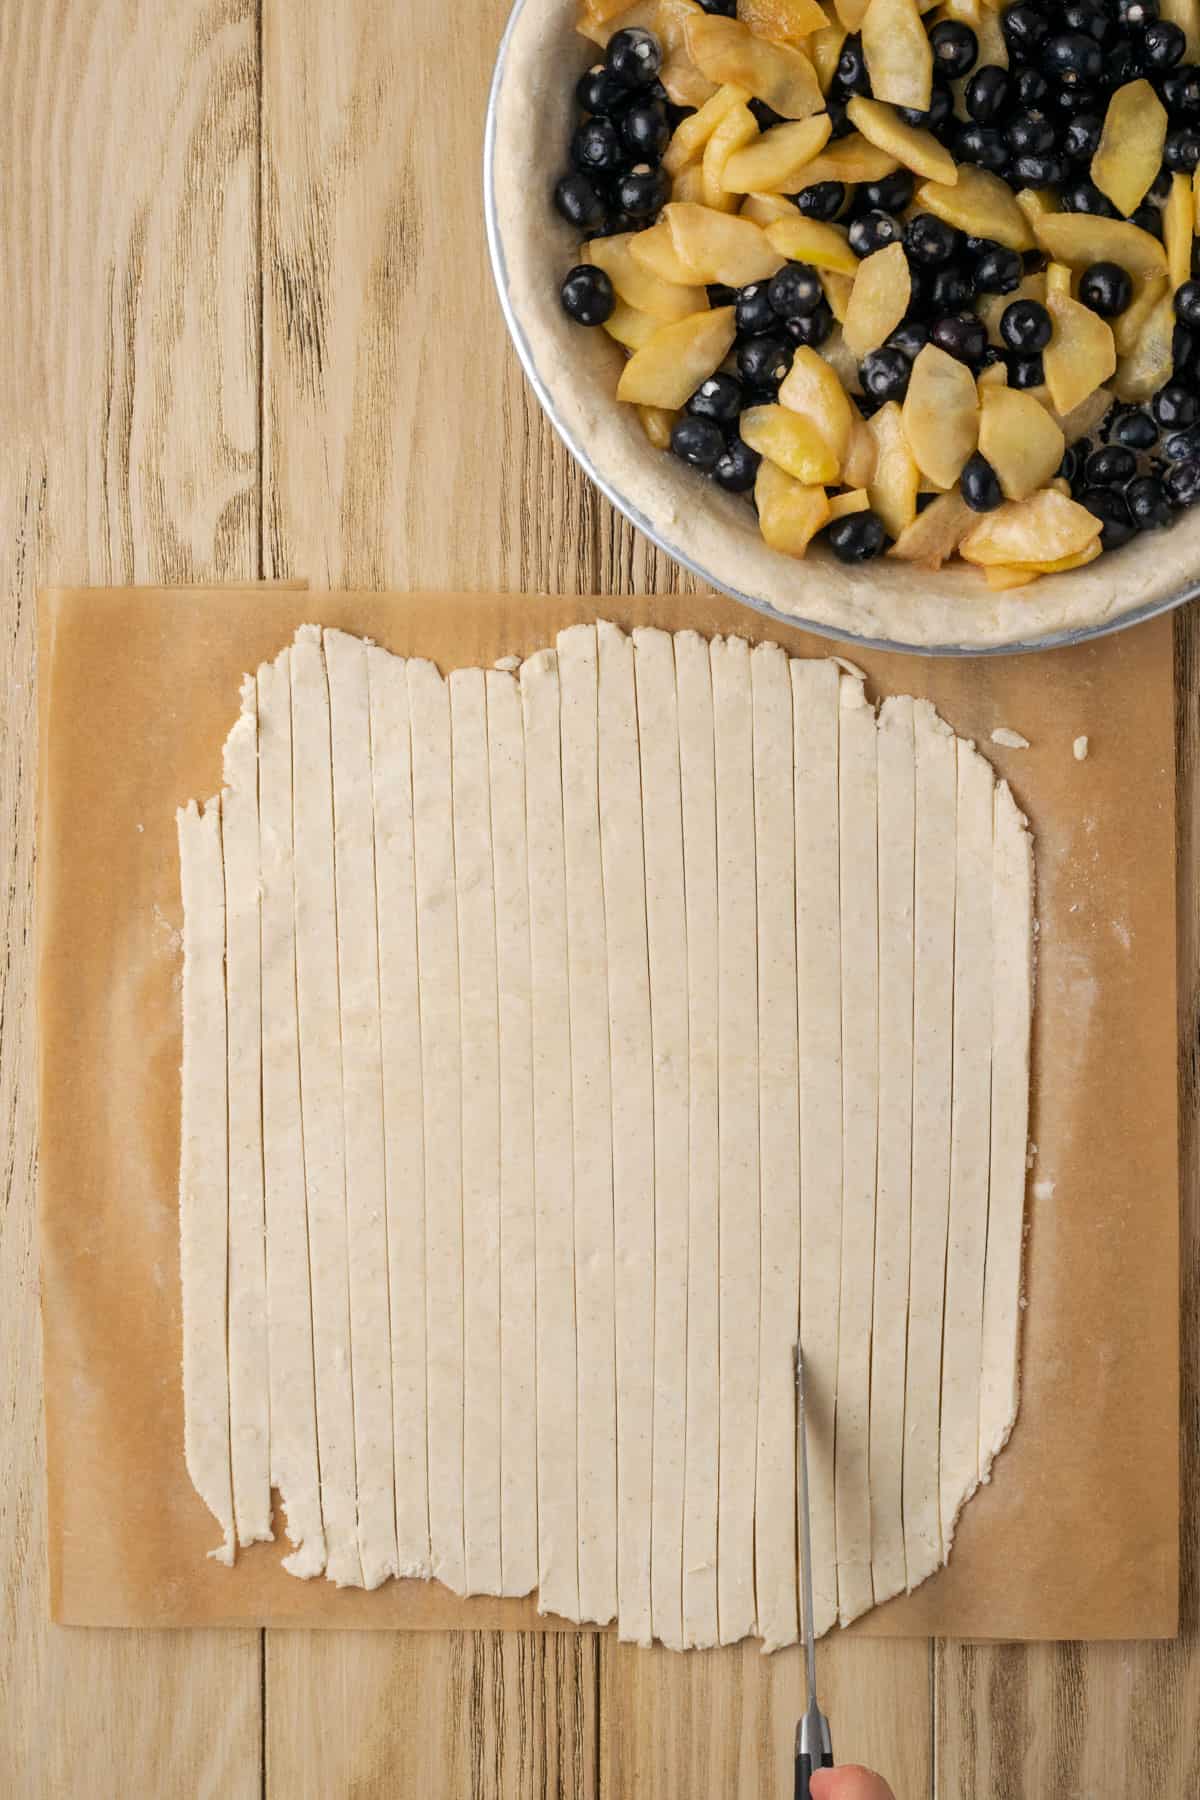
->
[755,459,832,554]
[666,201,786,283]
[819,269,855,322]
[1160,0,1200,59]
[1051,385,1113,446]
[637,404,679,448]
[1112,287,1176,403]
[811,22,848,90]
[982,540,1103,588]
[978,386,1066,501]
[861,0,933,111]
[1113,273,1169,357]
[791,133,901,186]
[827,487,871,518]
[1043,289,1117,415]
[1045,260,1072,299]
[1166,171,1193,292]
[721,115,834,192]
[672,163,707,202]
[977,359,1008,389]
[740,403,842,482]
[585,234,711,320]
[1090,79,1167,217]
[1015,186,1056,227]
[576,0,659,46]
[740,191,797,226]
[685,14,825,116]
[740,0,834,42]
[902,344,980,489]
[604,301,662,351]
[842,240,911,357]
[616,306,738,406]
[764,215,858,273]
[702,104,761,210]
[959,487,1102,565]
[846,96,957,182]
[867,401,920,537]
[629,220,706,284]
[917,165,1035,251]
[1033,213,1167,282]
[835,0,871,32]
[664,83,753,175]
[888,488,974,568]
[777,344,856,461]
[843,414,879,486]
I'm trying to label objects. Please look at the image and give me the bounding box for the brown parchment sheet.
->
[38,585,1179,1639]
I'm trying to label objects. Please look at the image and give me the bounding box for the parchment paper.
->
[38,585,1179,1639]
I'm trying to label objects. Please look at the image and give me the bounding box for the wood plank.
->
[0,0,262,1790]
[932,608,1200,1800]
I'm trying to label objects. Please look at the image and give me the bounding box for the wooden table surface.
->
[1,3,1197,1795]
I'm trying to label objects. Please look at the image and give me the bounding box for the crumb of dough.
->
[990,727,1030,750]
[1032,1178,1056,1201]
[831,654,868,682]
[1073,735,1089,761]
[494,654,520,672]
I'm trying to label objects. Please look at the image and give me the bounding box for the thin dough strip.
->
[290,626,362,1587]
[597,620,655,1647]
[750,642,799,1654]
[326,630,399,1589]
[257,649,326,1577]
[450,668,504,1598]
[870,696,916,1607]
[979,784,1034,1475]
[634,627,690,1654]
[486,670,539,1597]
[177,797,236,1567]
[367,646,432,1579]
[557,627,618,1626]
[710,634,759,1647]
[408,657,467,1596]
[676,632,720,1651]
[939,740,995,1551]
[520,650,581,1623]
[791,657,842,1639]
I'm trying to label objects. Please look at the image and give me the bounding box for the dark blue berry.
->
[572,116,625,175]
[931,20,978,77]
[794,181,846,221]
[827,510,888,561]
[713,436,761,491]
[554,172,608,232]
[735,283,777,337]
[560,264,615,326]
[861,346,912,402]
[768,262,823,318]
[904,212,960,267]
[961,452,1004,511]
[606,27,663,89]
[966,65,1011,124]
[1084,444,1137,486]
[1079,485,1135,547]
[688,373,743,424]
[1127,475,1175,527]
[738,333,793,388]
[1165,456,1200,503]
[973,244,1023,295]
[1000,298,1052,352]
[670,414,726,470]
[615,164,668,217]
[1109,405,1159,450]
[1079,262,1134,316]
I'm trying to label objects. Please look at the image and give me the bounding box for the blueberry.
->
[1063,0,1112,43]
[576,64,626,115]
[1079,486,1136,547]
[897,82,954,132]
[826,510,888,562]
[1165,127,1200,170]
[560,264,615,326]
[931,312,988,366]
[1057,446,1080,483]
[955,123,1009,170]
[554,172,608,232]
[848,209,902,257]
[748,98,787,130]
[973,243,1024,295]
[1003,4,1049,61]
[929,266,973,314]
[1062,113,1104,160]
[786,301,834,347]
[1044,31,1103,85]
[1085,444,1137,485]
[706,282,738,308]
[1177,279,1200,326]
[606,26,663,90]
[1162,422,1200,459]
[1176,320,1199,377]
[834,33,872,95]
[1015,67,1051,108]
[966,65,1011,123]
[1006,110,1057,156]
[1000,297,1052,352]
[1010,353,1046,388]
[1061,178,1120,216]
[860,346,912,403]
[1155,381,1200,427]
[961,452,1004,511]
[887,319,930,360]
[1165,456,1200,503]
[688,372,743,424]
[1161,63,1200,118]
[615,164,669,217]
[620,99,671,159]
[794,181,846,221]
[767,261,823,318]
[931,20,979,77]
[712,436,761,492]
[1130,202,1164,240]
[571,116,626,175]
[1079,261,1134,316]
[1013,152,1068,186]
[696,0,737,12]
[904,212,961,267]
[738,333,793,388]
[1127,475,1175,527]
[1141,18,1187,67]
[669,414,725,471]
[1116,0,1158,26]
[1109,405,1159,450]
[861,169,915,213]
[736,283,777,337]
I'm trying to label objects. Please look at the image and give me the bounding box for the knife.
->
[795,1345,834,1800]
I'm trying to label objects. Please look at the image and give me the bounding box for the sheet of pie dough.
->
[221,690,272,1548]
[870,695,916,1608]
[904,701,957,1590]
[675,630,720,1652]
[407,656,467,1597]
[177,797,235,1567]
[290,626,362,1589]
[450,667,504,1599]
[557,626,618,1626]
[633,627,690,1654]
[750,641,800,1654]
[710,633,760,1647]
[326,630,399,1590]
[597,619,655,1647]
[790,657,842,1640]
[980,783,1034,1474]
[520,649,580,1624]
[835,673,879,1627]
[366,645,432,1580]
[485,669,539,1598]
[257,648,326,1578]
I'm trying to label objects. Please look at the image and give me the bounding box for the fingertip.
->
[810,1764,897,1800]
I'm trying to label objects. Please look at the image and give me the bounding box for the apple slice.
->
[867,401,920,537]
[861,0,933,112]
[755,459,832,555]
[685,14,824,117]
[842,415,878,486]
[576,0,659,46]
[1033,213,1167,282]
[664,83,753,175]
[978,360,1007,389]
[888,488,974,568]
[959,487,1102,566]
[811,22,848,90]
[1043,290,1117,415]
[846,96,957,183]
[983,540,1103,589]
[1160,0,1200,59]
[586,233,711,320]
[834,0,871,31]
[702,104,761,210]
[1166,171,1193,291]
[819,270,855,322]
[777,344,855,460]
[637,404,678,448]
[666,201,786,283]
[629,220,706,284]
[1112,287,1176,403]
[902,344,979,489]
[740,191,797,226]
[842,241,911,357]
[740,403,842,482]
[603,301,662,351]
[721,115,833,192]
[827,487,871,518]
[916,165,1035,251]
[790,133,900,186]
[1113,273,1169,357]
[1090,79,1167,217]
[978,386,1066,501]
[1015,186,1056,228]
[764,215,858,273]
[616,306,738,406]
[740,0,833,42]
[1051,385,1113,446]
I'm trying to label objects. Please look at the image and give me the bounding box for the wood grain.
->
[0,1,262,1792]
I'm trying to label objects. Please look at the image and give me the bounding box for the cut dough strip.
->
[290,627,362,1588]
[486,670,539,1598]
[710,633,759,1648]
[450,667,504,1599]
[257,649,326,1578]
[634,627,690,1655]
[177,797,236,1567]
[221,686,272,1548]
[557,626,618,1626]
[521,649,581,1624]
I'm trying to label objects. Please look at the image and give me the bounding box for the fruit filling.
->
[554,0,1200,581]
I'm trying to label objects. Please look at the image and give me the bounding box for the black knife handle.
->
[795,1748,834,1800]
